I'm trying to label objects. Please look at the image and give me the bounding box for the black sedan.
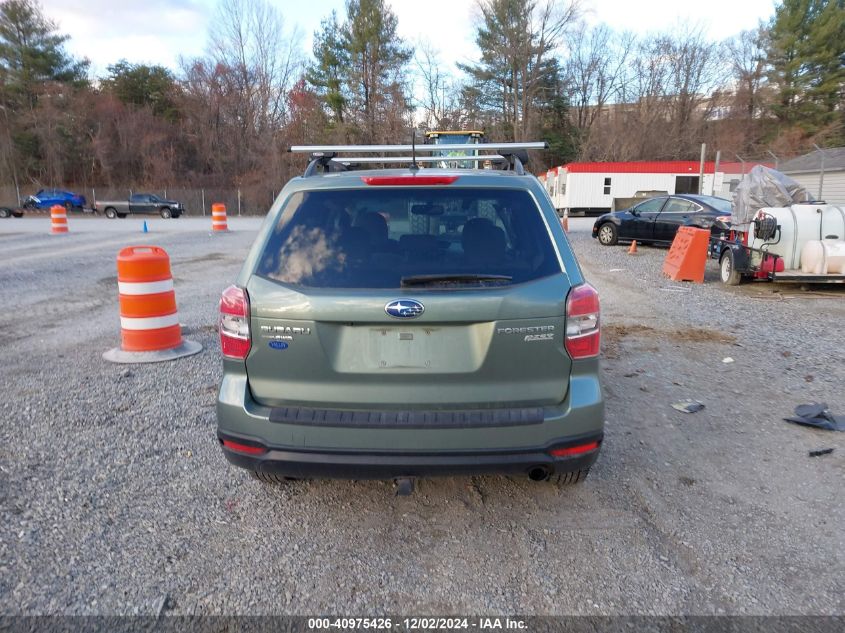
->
[592,194,732,246]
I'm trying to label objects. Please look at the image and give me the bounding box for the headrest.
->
[462,218,506,262]
[357,212,389,242]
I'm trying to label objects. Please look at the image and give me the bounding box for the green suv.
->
[217,144,604,484]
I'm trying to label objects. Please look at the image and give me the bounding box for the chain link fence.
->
[0,185,281,216]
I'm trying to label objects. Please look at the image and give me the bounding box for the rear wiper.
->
[400,273,513,287]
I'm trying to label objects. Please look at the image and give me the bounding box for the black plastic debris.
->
[809,448,834,457]
[784,403,845,432]
[395,478,415,496]
[672,400,705,414]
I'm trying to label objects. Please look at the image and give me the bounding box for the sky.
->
[45,0,777,78]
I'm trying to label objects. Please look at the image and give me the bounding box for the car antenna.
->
[409,130,419,172]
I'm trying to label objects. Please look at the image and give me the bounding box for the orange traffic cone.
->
[628,240,638,255]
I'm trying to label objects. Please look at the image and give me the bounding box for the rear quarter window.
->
[256,187,561,289]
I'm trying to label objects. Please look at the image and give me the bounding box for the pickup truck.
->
[94,193,184,219]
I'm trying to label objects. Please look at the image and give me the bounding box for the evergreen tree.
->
[767,0,845,139]
[340,0,412,141]
[307,0,412,141]
[0,0,88,105]
[0,0,88,187]
[307,11,348,124]
[459,0,579,141]
[102,61,179,121]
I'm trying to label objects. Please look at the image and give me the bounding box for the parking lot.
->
[1,216,842,615]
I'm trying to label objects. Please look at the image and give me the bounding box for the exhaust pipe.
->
[528,466,551,482]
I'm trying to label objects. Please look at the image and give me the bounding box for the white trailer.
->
[541,161,725,216]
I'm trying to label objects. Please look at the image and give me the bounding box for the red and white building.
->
[538,161,766,215]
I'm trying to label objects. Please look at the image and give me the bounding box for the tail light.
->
[565,283,600,359]
[219,285,250,359]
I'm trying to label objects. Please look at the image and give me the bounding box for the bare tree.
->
[725,26,768,122]
[209,0,302,132]
[580,26,721,161]
[189,0,303,181]
[414,40,465,129]
[565,25,633,134]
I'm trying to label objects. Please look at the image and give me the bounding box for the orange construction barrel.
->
[50,205,68,234]
[211,203,228,232]
[103,246,202,363]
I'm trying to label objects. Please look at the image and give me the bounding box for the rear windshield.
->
[256,188,561,289]
[696,196,732,213]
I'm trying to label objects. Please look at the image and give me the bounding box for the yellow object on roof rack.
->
[425,130,484,137]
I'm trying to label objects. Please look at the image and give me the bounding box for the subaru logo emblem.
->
[385,299,424,319]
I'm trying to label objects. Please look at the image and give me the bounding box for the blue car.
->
[22,189,87,212]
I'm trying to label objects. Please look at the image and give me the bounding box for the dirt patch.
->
[669,328,736,345]
[603,324,656,341]
[602,323,735,358]
[602,324,656,359]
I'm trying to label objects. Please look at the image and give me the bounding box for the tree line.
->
[0,0,843,199]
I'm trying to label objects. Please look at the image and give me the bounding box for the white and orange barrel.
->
[211,202,228,231]
[116,246,183,352]
[50,204,68,234]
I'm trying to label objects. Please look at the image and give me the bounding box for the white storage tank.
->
[750,204,845,270]
[801,239,845,274]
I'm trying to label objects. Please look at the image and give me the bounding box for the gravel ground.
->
[0,217,842,615]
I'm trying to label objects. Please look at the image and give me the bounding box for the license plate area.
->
[332,324,486,373]
[370,326,435,369]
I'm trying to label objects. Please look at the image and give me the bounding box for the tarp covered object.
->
[731,165,814,225]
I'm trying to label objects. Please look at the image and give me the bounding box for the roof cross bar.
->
[289,142,548,154]
[330,155,506,164]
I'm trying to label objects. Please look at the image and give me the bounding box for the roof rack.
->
[290,142,547,177]
[330,155,505,164]
[289,142,547,154]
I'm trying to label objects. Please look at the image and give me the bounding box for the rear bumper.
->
[218,430,602,479]
[216,363,605,480]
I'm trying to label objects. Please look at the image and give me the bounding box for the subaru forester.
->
[216,144,604,485]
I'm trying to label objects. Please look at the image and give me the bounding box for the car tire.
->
[250,470,300,484]
[552,468,590,485]
[104,207,117,219]
[597,223,618,246]
[720,250,743,286]
[0,207,10,218]
[64,202,73,213]
[159,207,172,219]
